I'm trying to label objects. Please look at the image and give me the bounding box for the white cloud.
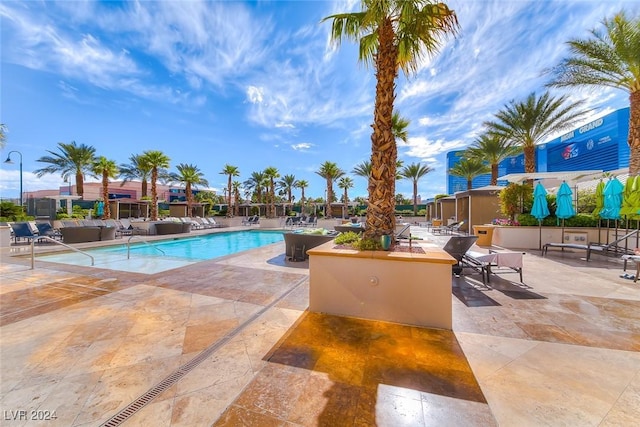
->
[246,86,264,104]
[291,143,313,151]
[399,136,468,163]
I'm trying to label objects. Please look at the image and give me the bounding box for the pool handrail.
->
[127,235,166,259]
[30,236,95,269]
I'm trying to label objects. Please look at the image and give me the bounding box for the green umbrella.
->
[592,180,605,218]
[620,176,640,220]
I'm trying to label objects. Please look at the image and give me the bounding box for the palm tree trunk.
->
[629,90,640,176]
[523,145,536,174]
[102,171,111,219]
[186,184,192,216]
[326,180,332,218]
[142,180,148,198]
[467,178,472,190]
[150,169,158,220]
[491,163,498,185]
[76,172,84,198]
[227,176,232,217]
[413,180,418,216]
[365,18,398,241]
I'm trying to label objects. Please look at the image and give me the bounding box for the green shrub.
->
[354,237,381,251]
[334,231,360,245]
[517,213,599,227]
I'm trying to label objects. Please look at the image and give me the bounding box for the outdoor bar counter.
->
[307,242,456,329]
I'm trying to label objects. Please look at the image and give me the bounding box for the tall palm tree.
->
[172,163,209,216]
[465,133,520,185]
[243,171,266,204]
[220,164,240,217]
[278,174,297,204]
[34,141,96,197]
[483,91,589,174]
[263,166,280,218]
[400,162,433,215]
[232,180,242,216]
[296,179,309,214]
[338,176,355,218]
[91,156,118,219]
[119,154,153,198]
[546,11,640,175]
[140,150,170,220]
[316,161,344,218]
[323,1,458,239]
[449,157,490,190]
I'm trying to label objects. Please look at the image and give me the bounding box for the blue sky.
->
[1,0,637,202]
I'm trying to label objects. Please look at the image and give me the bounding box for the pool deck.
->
[0,226,639,426]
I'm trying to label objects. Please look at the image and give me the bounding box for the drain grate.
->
[100,275,307,426]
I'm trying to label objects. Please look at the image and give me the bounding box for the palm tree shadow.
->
[258,311,489,425]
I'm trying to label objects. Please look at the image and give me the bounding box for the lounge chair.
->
[543,229,638,261]
[35,222,62,241]
[242,215,259,226]
[299,215,317,227]
[104,219,133,237]
[441,235,480,277]
[432,220,465,235]
[8,222,39,244]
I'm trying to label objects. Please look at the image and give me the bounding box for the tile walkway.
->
[0,226,639,426]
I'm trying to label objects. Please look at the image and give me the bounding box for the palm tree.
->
[91,156,118,219]
[263,166,280,218]
[483,91,589,174]
[316,161,344,218]
[220,164,240,217]
[232,180,242,216]
[546,11,640,175]
[296,179,309,214]
[34,141,96,197]
[140,150,170,220]
[323,1,458,239]
[400,162,433,215]
[244,171,266,204]
[172,163,209,216]
[465,134,520,185]
[352,161,372,180]
[449,157,490,190]
[338,176,354,218]
[119,154,153,198]
[278,174,297,204]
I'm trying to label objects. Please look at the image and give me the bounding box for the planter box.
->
[308,242,456,329]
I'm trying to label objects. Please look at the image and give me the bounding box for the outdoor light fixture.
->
[4,150,23,207]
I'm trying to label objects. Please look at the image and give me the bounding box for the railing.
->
[30,236,94,269]
[126,235,165,259]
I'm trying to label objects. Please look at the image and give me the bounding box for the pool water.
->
[36,230,284,274]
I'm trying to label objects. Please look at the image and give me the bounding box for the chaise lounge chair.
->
[543,229,638,261]
[432,220,465,235]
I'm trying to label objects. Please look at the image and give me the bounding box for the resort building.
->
[446,107,631,194]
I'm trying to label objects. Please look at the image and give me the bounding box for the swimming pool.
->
[36,230,284,274]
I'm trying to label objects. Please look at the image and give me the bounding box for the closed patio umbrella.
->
[555,181,575,243]
[531,182,550,250]
[601,177,624,244]
[592,179,605,244]
[600,178,623,220]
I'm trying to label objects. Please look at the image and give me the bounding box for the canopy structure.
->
[499,170,603,187]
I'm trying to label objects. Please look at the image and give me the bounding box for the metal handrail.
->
[126,235,165,259]
[30,236,94,269]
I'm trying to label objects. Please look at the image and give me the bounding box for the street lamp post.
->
[4,151,23,208]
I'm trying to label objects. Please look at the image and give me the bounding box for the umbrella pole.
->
[597,218,601,245]
[538,219,542,251]
[561,219,565,244]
